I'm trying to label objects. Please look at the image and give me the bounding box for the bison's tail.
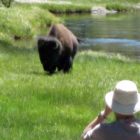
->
[77,37,84,43]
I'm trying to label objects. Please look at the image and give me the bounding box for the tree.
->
[1,0,14,7]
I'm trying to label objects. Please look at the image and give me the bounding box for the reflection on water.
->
[64,13,140,59]
[82,38,140,47]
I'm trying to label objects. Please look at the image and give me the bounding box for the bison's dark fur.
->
[37,24,79,74]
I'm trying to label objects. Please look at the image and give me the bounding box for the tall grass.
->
[0,45,140,140]
[38,3,91,14]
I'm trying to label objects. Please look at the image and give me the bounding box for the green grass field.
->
[0,1,140,139]
[1,44,140,139]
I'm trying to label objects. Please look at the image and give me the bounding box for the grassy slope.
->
[0,47,140,139]
[0,5,60,45]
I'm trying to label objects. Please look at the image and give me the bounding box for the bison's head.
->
[37,36,62,74]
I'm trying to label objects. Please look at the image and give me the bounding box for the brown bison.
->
[37,24,79,74]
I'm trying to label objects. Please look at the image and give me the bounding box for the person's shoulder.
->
[83,122,118,140]
[93,121,119,134]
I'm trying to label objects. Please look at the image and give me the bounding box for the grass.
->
[37,3,91,14]
[0,4,60,46]
[48,0,140,13]
[0,43,140,139]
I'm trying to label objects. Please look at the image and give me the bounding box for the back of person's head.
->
[105,80,140,115]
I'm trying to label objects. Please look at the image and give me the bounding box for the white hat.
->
[105,80,140,115]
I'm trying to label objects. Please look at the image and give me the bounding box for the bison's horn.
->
[53,42,60,50]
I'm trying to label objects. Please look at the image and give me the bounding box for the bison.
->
[37,24,79,74]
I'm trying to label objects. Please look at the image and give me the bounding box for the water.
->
[63,12,140,59]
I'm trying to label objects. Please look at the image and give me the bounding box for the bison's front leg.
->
[42,63,56,74]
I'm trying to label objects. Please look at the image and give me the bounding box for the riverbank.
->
[0,0,140,53]
[14,0,140,13]
[1,1,140,48]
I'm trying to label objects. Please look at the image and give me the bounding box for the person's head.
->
[105,80,140,119]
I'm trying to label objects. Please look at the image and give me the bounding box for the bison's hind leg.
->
[62,56,73,73]
[57,56,73,73]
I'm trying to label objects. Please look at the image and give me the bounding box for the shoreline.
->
[14,1,140,15]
